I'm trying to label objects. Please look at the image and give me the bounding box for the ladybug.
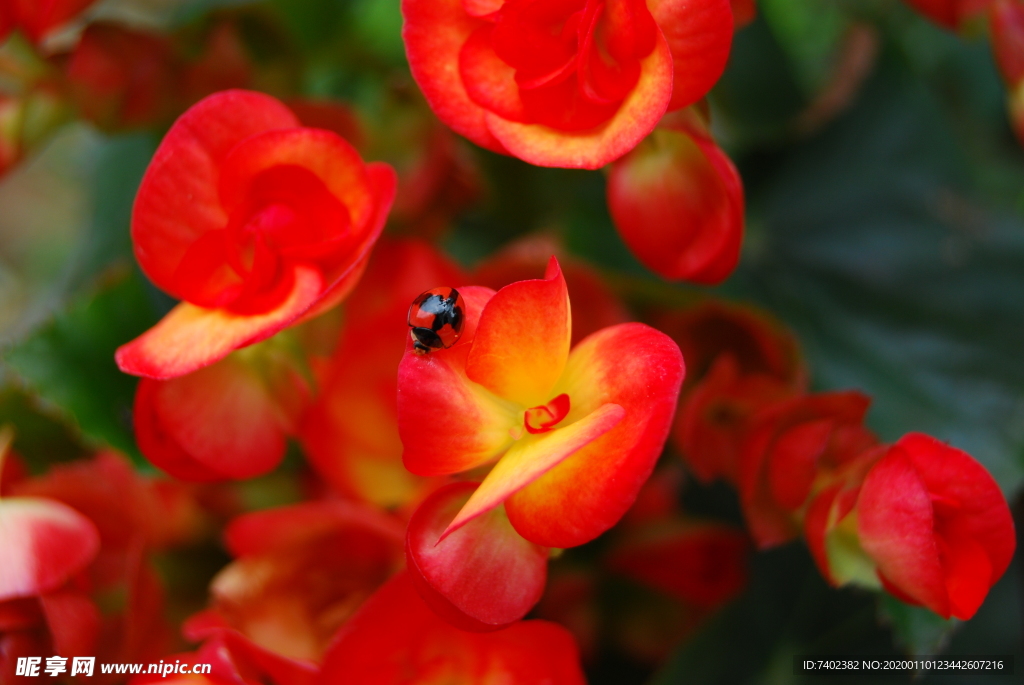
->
[407,287,466,354]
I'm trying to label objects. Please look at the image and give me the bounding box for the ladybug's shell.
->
[408,287,466,350]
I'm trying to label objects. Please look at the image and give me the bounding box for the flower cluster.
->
[664,303,1016,620]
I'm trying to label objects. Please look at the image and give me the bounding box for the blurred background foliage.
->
[0,0,1022,682]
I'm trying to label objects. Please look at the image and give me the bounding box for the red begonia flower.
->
[406,482,549,631]
[397,257,684,548]
[607,111,744,283]
[738,391,877,548]
[607,521,749,607]
[187,501,403,665]
[300,240,465,507]
[857,433,1016,620]
[65,23,176,131]
[473,234,631,345]
[134,349,309,482]
[657,300,806,481]
[320,571,587,684]
[656,300,806,393]
[116,89,396,379]
[675,354,797,484]
[402,0,733,168]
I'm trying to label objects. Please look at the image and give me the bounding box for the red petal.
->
[39,590,101,657]
[655,299,806,391]
[12,0,98,43]
[738,391,871,548]
[466,257,571,407]
[473,236,631,345]
[133,356,289,481]
[320,572,587,684]
[300,241,466,506]
[224,501,403,558]
[218,127,374,248]
[484,29,674,168]
[0,498,100,601]
[896,433,1016,584]
[292,162,397,322]
[857,445,950,617]
[648,0,733,110]
[505,323,684,547]
[766,419,835,511]
[443,403,624,536]
[406,483,549,631]
[460,26,528,122]
[116,264,323,379]
[991,0,1024,84]
[403,0,509,153]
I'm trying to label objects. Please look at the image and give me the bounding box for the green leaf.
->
[759,0,850,95]
[878,595,958,657]
[3,270,160,463]
[726,55,1024,495]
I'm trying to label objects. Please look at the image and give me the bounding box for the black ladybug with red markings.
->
[407,287,466,354]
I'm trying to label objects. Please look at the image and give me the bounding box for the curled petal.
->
[467,257,571,407]
[648,0,733,110]
[407,483,549,631]
[0,498,100,601]
[484,31,674,168]
[857,445,947,615]
[116,265,323,379]
[505,323,684,547]
[403,0,509,153]
[131,90,298,297]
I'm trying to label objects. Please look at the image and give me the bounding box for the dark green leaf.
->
[3,270,159,463]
